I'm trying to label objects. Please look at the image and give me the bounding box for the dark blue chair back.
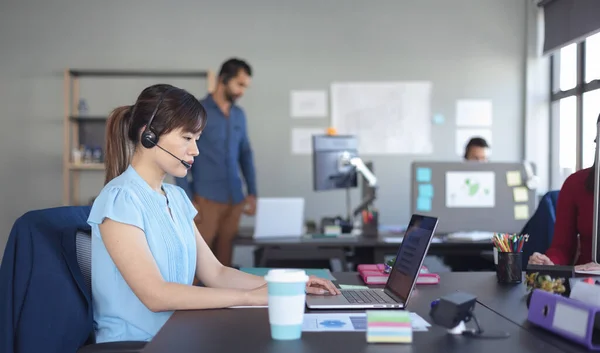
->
[0,206,93,353]
[520,191,560,268]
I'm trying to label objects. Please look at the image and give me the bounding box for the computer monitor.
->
[312,135,359,192]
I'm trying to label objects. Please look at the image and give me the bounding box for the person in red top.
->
[529,167,593,266]
[529,113,600,270]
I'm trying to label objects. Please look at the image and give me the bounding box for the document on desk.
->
[302,312,430,332]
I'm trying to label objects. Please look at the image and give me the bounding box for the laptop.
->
[253,197,305,238]
[306,214,439,309]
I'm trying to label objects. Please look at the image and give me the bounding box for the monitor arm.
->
[339,152,378,218]
[339,152,377,188]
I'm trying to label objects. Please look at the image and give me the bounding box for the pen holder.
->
[362,213,379,238]
[496,252,522,284]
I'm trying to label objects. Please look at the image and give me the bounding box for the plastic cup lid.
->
[264,269,309,283]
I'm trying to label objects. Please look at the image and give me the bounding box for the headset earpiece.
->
[141,129,157,149]
[140,87,173,149]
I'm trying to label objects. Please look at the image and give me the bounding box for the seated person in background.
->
[88,84,340,343]
[464,137,490,162]
[442,136,494,271]
[529,159,594,268]
[529,113,600,270]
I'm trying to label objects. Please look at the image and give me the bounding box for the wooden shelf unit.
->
[63,68,216,205]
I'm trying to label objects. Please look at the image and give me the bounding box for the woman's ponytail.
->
[104,105,133,185]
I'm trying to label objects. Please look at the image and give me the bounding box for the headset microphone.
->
[154,143,192,169]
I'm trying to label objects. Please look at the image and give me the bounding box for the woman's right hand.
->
[245,284,268,306]
[528,252,554,265]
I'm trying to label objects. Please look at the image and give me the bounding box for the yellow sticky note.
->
[513,187,529,203]
[506,171,522,186]
[514,204,529,220]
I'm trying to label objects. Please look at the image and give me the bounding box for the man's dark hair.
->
[464,137,489,158]
[218,58,252,84]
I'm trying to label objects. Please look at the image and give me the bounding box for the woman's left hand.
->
[575,262,600,271]
[305,276,341,295]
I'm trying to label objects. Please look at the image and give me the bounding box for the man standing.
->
[176,58,257,267]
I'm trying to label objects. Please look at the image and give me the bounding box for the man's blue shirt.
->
[175,94,257,204]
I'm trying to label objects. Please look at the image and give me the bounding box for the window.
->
[582,90,600,168]
[586,32,600,83]
[560,43,578,91]
[559,96,577,174]
[550,33,600,188]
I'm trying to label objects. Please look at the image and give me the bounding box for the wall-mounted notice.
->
[416,167,432,183]
[446,171,495,208]
[512,187,529,203]
[418,184,434,198]
[456,99,493,127]
[506,170,522,187]
[290,90,328,118]
[417,197,432,212]
[331,81,433,155]
[433,114,445,125]
[455,128,492,157]
[514,204,530,220]
[291,128,325,155]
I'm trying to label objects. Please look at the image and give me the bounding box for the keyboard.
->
[342,289,397,304]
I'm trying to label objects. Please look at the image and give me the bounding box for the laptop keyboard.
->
[342,290,397,304]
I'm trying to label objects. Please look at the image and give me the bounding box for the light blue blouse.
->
[88,165,198,343]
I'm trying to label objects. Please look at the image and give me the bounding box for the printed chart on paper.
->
[445,171,495,208]
[330,82,433,155]
[302,312,431,332]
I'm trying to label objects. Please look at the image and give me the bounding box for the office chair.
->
[0,205,146,353]
[520,190,560,268]
[75,230,147,353]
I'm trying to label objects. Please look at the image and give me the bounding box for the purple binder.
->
[527,289,600,350]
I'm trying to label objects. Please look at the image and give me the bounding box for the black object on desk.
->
[430,292,510,339]
[496,252,523,284]
[525,264,574,296]
[361,209,378,238]
[525,264,575,278]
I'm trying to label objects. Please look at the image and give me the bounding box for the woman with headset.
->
[89,84,340,343]
[529,113,600,271]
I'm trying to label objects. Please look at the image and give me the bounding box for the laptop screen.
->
[385,215,438,303]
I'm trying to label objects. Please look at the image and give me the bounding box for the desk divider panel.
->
[410,162,537,234]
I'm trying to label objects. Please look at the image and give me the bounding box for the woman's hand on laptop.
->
[305,276,341,295]
[575,262,600,272]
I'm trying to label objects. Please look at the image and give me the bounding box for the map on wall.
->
[330,81,433,155]
[445,171,495,208]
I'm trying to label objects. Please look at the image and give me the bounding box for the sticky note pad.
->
[366,310,412,343]
[514,204,529,220]
[512,186,529,202]
[416,197,432,212]
[416,167,432,183]
[506,170,522,187]
[418,184,434,198]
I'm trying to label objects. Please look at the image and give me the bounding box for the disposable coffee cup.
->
[264,269,309,340]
